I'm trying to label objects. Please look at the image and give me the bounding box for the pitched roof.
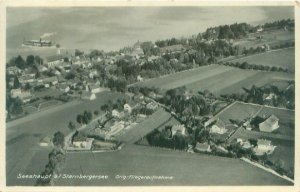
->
[257,139,271,146]
[195,143,210,150]
[46,55,65,62]
[261,114,279,127]
[214,118,225,128]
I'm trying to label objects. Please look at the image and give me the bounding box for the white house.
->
[124,103,132,113]
[71,132,94,150]
[46,55,65,68]
[58,84,70,93]
[210,119,227,134]
[254,139,276,155]
[259,115,279,132]
[137,75,144,82]
[10,88,22,98]
[195,143,211,152]
[88,84,102,94]
[172,124,186,136]
[81,91,96,100]
[112,109,120,118]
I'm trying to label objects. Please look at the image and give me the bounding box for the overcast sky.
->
[6,6,294,51]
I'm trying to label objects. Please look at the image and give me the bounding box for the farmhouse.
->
[81,91,96,100]
[71,132,94,150]
[254,139,276,155]
[259,114,279,132]
[210,119,227,134]
[195,143,211,152]
[172,124,186,136]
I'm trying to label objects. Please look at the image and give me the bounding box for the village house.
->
[46,55,65,68]
[171,124,186,137]
[18,74,36,84]
[259,114,279,132]
[42,76,58,87]
[81,91,96,100]
[195,143,211,152]
[39,136,52,147]
[7,66,22,75]
[58,84,70,93]
[17,91,32,103]
[236,138,252,149]
[112,109,120,118]
[254,139,276,155]
[89,70,98,79]
[10,88,22,98]
[124,103,132,114]
[137,75,144,82]
[210,119,227,134]
[88,84,102,94]
[37,65,48,72]
[146,101,158,110]
[71,131,94,150]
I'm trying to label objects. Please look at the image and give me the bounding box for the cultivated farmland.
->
[135,65,294,96]
[229,48,295,72]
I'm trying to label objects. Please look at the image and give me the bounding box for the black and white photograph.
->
[2,2,299,190]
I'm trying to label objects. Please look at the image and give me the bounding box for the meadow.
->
[136,65,294,96]
[229,48,295,72]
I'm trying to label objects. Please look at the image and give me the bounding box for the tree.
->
[75,49,84,57]
[52,131,65,148]
[26,55,35,66]
[76,114,83,124]
[68,121,76,131]
[15,55,26,69]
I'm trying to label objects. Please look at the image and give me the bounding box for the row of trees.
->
[36,131,65,186]
[220,61,288,72]
[76,110,93,125]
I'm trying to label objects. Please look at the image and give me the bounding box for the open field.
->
[229,48,295,72]
[233,30,294,49]
[115,108,173,144]
[49,144,292,186]
[268,139,294,172]
[135,65,294,96]
[6,91,129,185]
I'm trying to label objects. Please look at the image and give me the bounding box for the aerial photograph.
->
[5,6,295,186]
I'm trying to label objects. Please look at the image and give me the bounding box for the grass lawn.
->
[268,139,294,172]
[217,102,262,124]
[229,48,295,72]
[51,145,292,186]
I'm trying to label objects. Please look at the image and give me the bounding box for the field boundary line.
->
[235,101,295,112]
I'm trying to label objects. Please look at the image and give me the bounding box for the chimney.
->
[57,48,61,55]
